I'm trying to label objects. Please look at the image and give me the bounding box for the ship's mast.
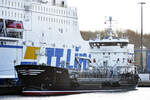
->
[108,16,113,38]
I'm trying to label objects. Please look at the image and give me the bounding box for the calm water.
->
[0,87,150,100]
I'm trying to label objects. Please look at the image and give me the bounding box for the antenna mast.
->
[108,16,113,38]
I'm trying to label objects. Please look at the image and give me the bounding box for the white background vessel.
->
[0,0,90,78]
[89,16,137,76]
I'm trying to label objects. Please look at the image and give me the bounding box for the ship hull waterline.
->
[15,65,139,96]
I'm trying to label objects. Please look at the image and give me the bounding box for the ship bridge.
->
[89,37,129,48]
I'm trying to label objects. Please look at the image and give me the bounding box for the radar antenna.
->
[105,16,116,38]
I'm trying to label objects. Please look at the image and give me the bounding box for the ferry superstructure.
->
[0,0,90,79]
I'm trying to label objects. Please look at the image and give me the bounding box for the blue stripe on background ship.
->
[0,44,90,70]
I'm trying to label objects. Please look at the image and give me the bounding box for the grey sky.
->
[68,0,150,33]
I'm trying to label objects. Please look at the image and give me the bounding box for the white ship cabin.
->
[89,36,136,74]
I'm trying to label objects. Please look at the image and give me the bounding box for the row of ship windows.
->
[0,10,78,26]
[1,10,25,19]
[32,5,77,17]
[0,0,77,17]
[38,16,77,25]
[1,0,24,8]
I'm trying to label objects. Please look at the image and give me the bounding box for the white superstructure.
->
[88,16,136,75]
[0,0,90,78]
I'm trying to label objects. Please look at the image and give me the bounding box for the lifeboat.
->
[6,21,24,33]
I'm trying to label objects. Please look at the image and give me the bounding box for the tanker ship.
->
[15,16,139,95]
